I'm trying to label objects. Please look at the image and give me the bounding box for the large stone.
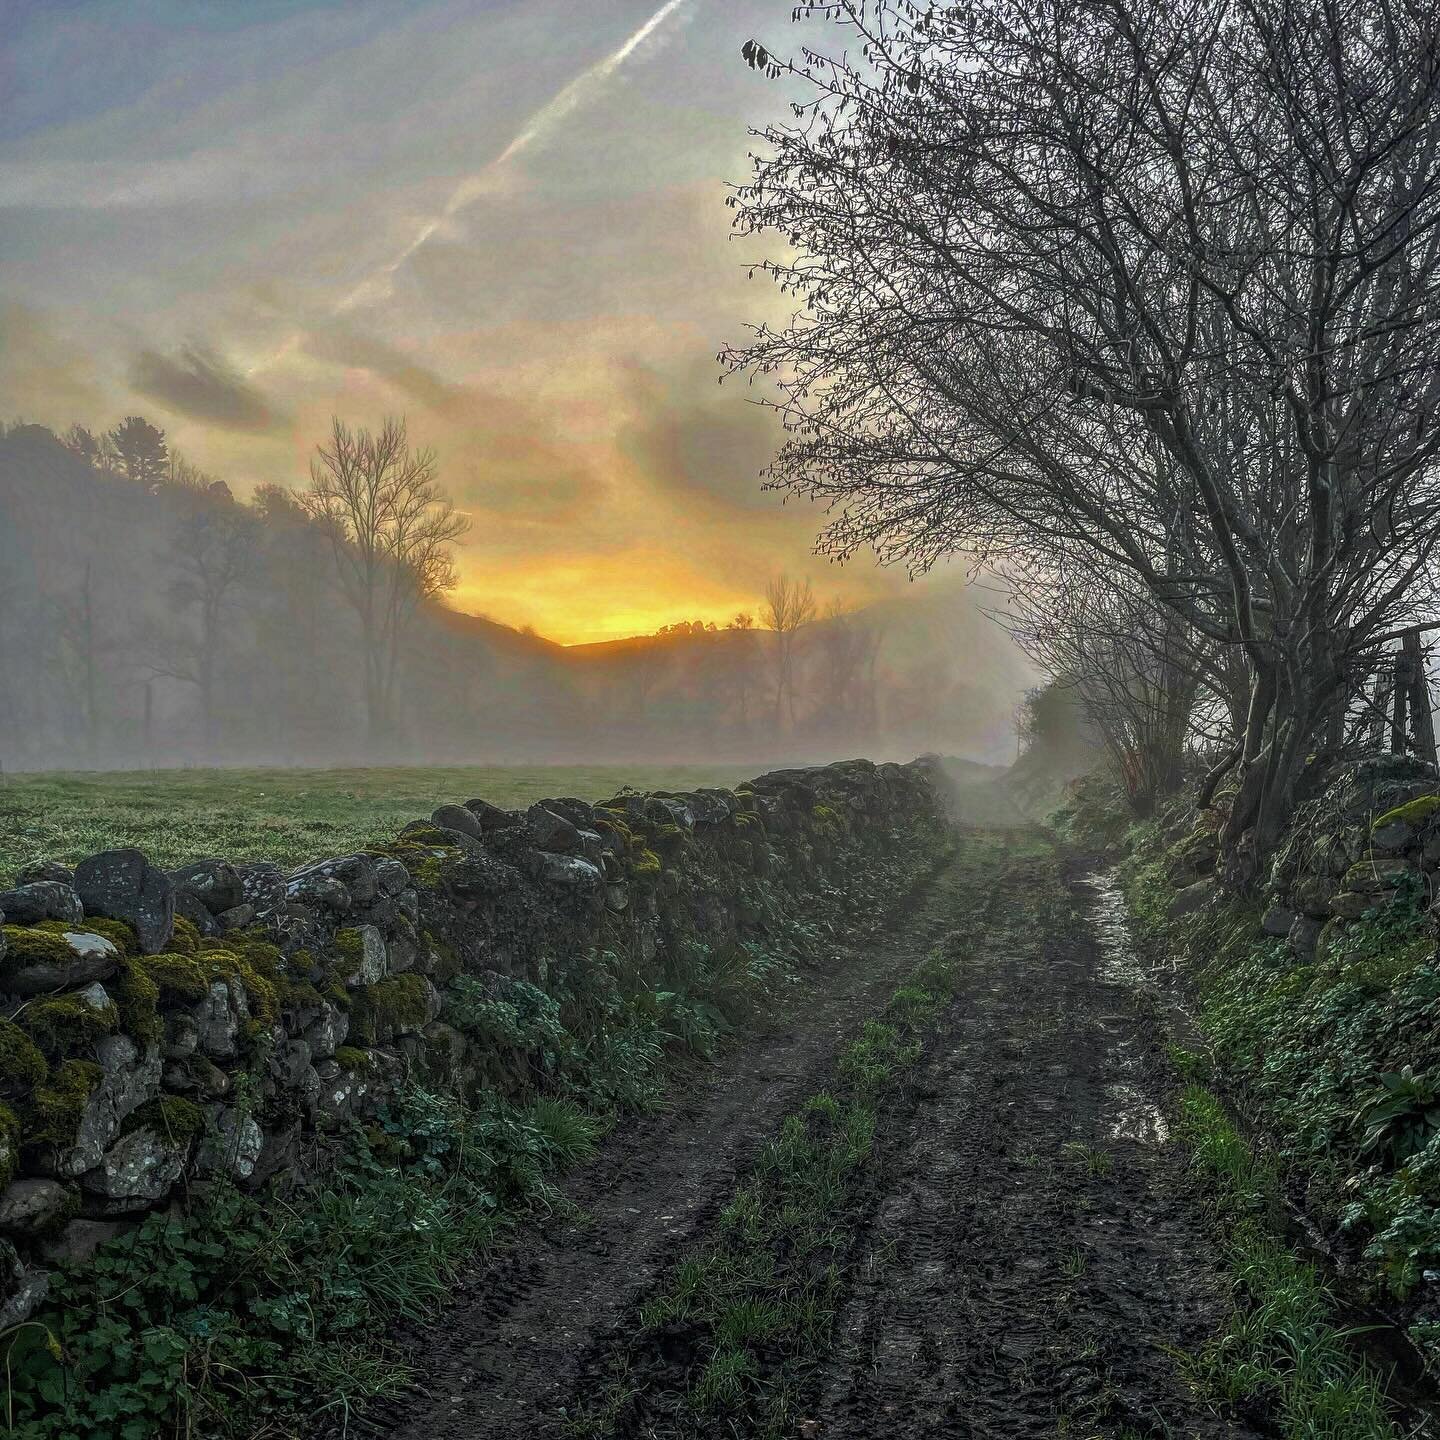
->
[289,854,379,908]
[168,859,244,914]
[173,889,220,939]
[374,857,410,896]
[1168,877,1217,919]
[196,1108,264,1182]
[47,1034,161,1179]
[1261,903,1297,938]
[302,1004,348,1060]
[0,881,83,926]
[237,862,286,913]
[1287,914,1324,958]
[0,1178,74,1238]
[1371,820,1414,853]
[532,852,602,888]
[463,798,523,832]
[193,979,247,1059]
[215,902,256,932]
[338,924,388,987]
[1329,891,1375,920]
[527,804,581,853]
[82,1125,190,1204]
[432,804,485,841]
[74,848,175,954]
[1343,857,1415,894]
[2,926,119,996]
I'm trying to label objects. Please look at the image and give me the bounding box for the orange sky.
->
[1,1,922,646]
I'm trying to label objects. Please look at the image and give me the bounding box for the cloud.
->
[130,343,284,431]
[616,357,784,511]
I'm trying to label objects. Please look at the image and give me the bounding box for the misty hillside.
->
[0,420,1030,772]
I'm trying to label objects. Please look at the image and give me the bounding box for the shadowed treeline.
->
[0,419,1031,772]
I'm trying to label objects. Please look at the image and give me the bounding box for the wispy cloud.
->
[337,0,694,314]
[131,343,285,431]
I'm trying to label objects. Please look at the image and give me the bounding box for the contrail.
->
[249,0,693,375]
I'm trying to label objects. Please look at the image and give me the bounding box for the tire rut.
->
[808,857,1255,1439]
[372,836,1011,1440]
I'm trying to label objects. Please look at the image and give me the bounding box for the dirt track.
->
[373,833,1257,1440]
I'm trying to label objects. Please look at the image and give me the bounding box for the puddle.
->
[1106,1082,1170,1143]
[1079,871,1179,1145]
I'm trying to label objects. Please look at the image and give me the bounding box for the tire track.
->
[373,834,1013,1440]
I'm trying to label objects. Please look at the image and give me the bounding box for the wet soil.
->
[377,834,1259,1440]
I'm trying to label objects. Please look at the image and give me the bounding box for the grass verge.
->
[1177,1082,1397,1438]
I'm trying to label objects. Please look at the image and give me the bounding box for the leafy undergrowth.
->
[1118,815,1440,1408]
[1177,1084,1396,1438]
[571,922,977,1438]
[4,831,957,1439]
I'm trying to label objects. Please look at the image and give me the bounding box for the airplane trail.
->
[249,0,693,376]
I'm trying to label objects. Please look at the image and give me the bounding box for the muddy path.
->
[370,834,1015,1439]
[376,834,1256,1439]
[802,858,1251,1439]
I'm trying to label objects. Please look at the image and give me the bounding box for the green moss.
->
[169,915,202,955]
[124,1094,205,1145]
[1373,795,1440,830]
[0,1103,19,1189]
[2,925,74,975]
[133,952,210,1004]
[334,1046,372,1073]
[631,847,663,877]
[21,991,119,1055]
[334,928,363,963]
[28,1059,103,1147]
[365,973,432,1035]
[0,1018,47,1092]
[113,958,161,1046]
[412,856,446,889]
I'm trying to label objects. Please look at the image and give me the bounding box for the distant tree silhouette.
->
[303,416,469,743]
[763,574,816,734]
[108,416,169,488]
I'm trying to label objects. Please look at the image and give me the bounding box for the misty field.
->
[0,763,752,874]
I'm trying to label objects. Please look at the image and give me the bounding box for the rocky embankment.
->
[1162,755,1440,954]
[0,758,943,1329]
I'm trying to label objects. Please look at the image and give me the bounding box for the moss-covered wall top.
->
[0,757,944,1330]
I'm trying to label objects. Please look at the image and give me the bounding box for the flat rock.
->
[0,1178,74,1238]
[2,926,119,996]
[0,881,84,926]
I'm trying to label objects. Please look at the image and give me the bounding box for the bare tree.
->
[763,574,817,734]
[727,0,1440,880]
[302,417,469,742]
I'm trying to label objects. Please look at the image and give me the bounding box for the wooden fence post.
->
[1405,630,1439,769]
[1372,666,1395,751]
[1391,654,1409,754]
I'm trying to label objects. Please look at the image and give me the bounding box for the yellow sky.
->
[0,0,913,646]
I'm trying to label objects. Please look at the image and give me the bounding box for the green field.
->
[0,764,756,877]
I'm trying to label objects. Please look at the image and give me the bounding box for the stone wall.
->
[1160,754,1440,956]
[0,758,943,1327]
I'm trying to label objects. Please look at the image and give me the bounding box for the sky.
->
[0,0,941,644]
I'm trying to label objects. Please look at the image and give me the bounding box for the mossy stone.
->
[0,1020,46,1094]
[22,990,120,1056]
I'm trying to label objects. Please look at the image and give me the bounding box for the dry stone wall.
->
[1160,754,1440,957]
[0,758,944,1327]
